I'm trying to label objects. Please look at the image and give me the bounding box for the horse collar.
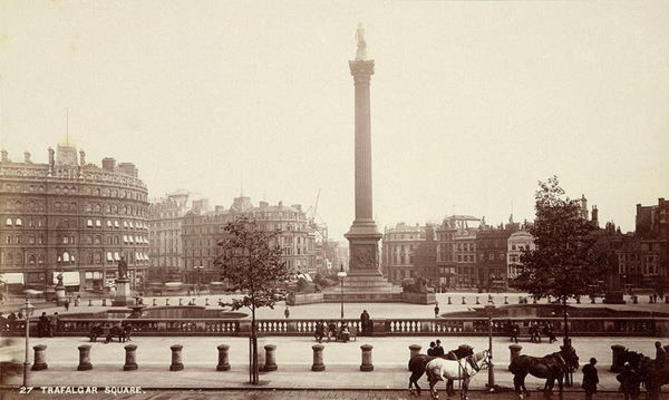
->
[467,356,480,372]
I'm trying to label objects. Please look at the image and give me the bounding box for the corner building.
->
[0,145,150,292]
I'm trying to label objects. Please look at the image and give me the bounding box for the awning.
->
[0,272,25,284]
[52,271,80,286]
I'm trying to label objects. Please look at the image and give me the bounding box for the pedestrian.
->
[0,313,8,333]
[284,306,290,319]
[49,312,59,337]
[75,293,81,306]
[434,339,445,357]
[314,320,325,343]
[427,341,436,356]
[7,312,17,331]
[582,357,599,400]
[360,310,370,335]
[64,298,70,311]
[616,363,641,400]
[327,321,337,341]
[434,303,440,318]
[38,312,49,337]
[655,341,666,364]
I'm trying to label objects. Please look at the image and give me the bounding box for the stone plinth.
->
[112,279,134,307]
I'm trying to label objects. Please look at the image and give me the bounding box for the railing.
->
[3,317,665,337]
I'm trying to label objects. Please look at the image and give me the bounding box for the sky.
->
[1,0,668,241]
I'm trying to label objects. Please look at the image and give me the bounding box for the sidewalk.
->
[1,335,663,391]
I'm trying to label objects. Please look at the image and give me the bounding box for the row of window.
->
[0,250,149,265]
[0,183,147,201]
[85,219,147,229]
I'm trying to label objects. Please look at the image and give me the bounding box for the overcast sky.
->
[1,1,668,241]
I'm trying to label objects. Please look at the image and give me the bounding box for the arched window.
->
[6,218,12,226]
[28,255,36,264]
[63,251,70,262]
[38,254,44,264]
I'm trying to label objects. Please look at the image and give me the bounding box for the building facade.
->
[381,222,426,283]
[0,145,150,293]
[435,215,480,290]
[506,230,535,279]
[147,190,190,283]
[476,220,518,290]
[181,197,319,284]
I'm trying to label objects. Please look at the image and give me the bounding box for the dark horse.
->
[408,344,474,396]
[509,345,579,399]
[619,348,669,400]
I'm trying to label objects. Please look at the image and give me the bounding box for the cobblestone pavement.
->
[0,389,635,400]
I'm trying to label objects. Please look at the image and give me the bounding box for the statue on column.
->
[117,257,128,280]
[55,273,64,287]
[355,23,367,60]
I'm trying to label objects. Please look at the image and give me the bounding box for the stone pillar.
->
[88,299,92,307]
[205,298,210,306]
[263,344,277,371]
[166,298,170,306]
[32,344,47,370]
[77,344,93,371]
[475,297,481,305]
[508,344,522,370]
[408,344,421,370]
[152,298,157,306]
[504,296,509,304]
[217,344,230,371]
[360,344,374,371]
[447,296,452,305]
[610,344,626,372]
[311,344,325,372]
[123,344,138,371]
[462,296,466,305]
[170,345,184,371]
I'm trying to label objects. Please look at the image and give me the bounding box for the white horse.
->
[425,350,491,400]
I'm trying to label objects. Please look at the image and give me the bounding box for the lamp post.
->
[484,304,496,392]
[337,264,347,319]
[20,292,36,387]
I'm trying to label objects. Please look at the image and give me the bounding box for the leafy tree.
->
[516,176,608,343]
[214,216,289,384]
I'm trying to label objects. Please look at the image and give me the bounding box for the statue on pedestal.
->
[55,273,64,287]
[355,23,367,60]
[117,257,128,281]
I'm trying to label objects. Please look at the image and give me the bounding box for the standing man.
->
[434,303,440,318]
[582,357,599,400]
[655,341,666,364]
[616,363,641,400]
[360,309,370,335]
[284,306,290,319]
[427,341,436,356]
[49,312,60,337]
[434,339,445,357]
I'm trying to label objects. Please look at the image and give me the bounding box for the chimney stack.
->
[79,150,86,166]
[23,151,31,163]
[591,205,599,228]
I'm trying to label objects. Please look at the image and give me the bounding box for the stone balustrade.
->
[10,316,668,338]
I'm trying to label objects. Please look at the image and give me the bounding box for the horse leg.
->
[446,379,455,397]
[461,378,469,400]
[557,375,564,400]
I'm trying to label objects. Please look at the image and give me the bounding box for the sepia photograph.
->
[0,1,668,399]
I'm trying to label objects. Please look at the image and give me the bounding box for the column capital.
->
[349,59,375,80]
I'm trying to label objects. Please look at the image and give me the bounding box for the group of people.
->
[0,311,23,333]
[507,321,557,343]
[426,339,446,356]
[582,341,667,400]
[314,320,352,343]
[89,322,133,343]
[37,312,60,337]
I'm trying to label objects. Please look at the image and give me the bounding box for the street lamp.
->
[21,290,38,387]
[337,264,347,319]
[484,304,496,392]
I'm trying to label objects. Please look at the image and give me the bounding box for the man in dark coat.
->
[360,310,370,335]
[616,363,641,400]
[582,357,599,400]
[38,312,49,337]
[434,339,445,357]
[655,341,666,364]
[427,341,436,356]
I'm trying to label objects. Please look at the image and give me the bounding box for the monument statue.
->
[117,257,128,280]
[56,273,64,287]
[355,23,367,60]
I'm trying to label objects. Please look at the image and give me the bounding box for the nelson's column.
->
[340,25,401,301]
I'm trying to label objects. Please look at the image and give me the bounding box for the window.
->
[96,219,101,227]
[15,218,22,226]
[106,252,113,262]
[87,219,93,227]
[5,218,11,226]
